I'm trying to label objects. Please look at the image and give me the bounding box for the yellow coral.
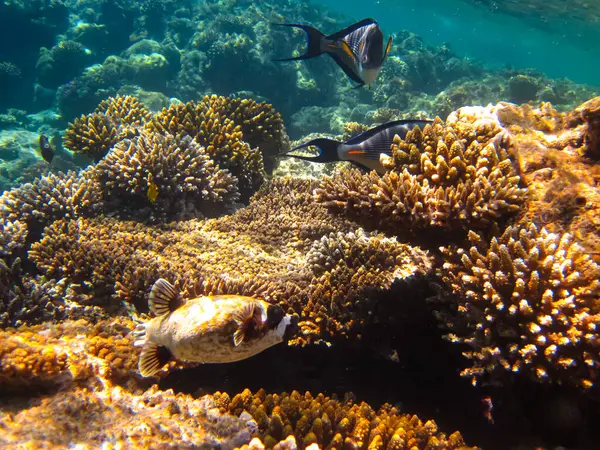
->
[440,222,600,389]
[316,115,527,232]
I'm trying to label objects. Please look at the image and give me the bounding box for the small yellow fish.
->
[133,278,299,377]
[147,180,159,203]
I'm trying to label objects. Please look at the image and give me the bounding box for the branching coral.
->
[95,130,239,219]
[316,114,527,231]
[28,177,432,344]
[95,94,152,127]
[216,389,475,450]
[440,223,600,390]
[302,229,432,343]
[63,95,152,161]
[0,169,103,236]
[0,218,27,258]
[63,112,122,161]
[147,97,266,198]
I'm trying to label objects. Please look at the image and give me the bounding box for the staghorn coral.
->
[63,95,152,161]
[0,169,103,237]
[217,389,475,450]
[0,218,27,258]
[95,94,152,126]
[440,222,600,390]
[147,97,266,199]
[95,130,239,220]
[316,114,527,232]
[63,112,122,161]
[201,95,291,171]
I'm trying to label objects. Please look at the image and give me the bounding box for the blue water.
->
[319,0,600,85]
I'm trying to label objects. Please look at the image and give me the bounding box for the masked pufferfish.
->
[133,278,299,377]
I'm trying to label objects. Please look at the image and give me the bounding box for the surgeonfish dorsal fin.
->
[139,341,173,377]
[232,301,256,347]
[326,18,377,41]
[149,278,181,316]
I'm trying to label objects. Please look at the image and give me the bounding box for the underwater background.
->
[2,0,600,449]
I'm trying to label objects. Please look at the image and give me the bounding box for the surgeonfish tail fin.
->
[271,23,325,61]
[139,341,173,377]
[149,278,182,316]
[279,138,342,164]
[383,36,393,62]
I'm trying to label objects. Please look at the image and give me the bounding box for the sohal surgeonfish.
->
[273,18,392,87]
[279,119,433,174]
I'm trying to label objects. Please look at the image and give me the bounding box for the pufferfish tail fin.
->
[138,341,173,377]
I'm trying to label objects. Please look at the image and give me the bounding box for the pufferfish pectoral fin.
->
[139,341,173,377]
[232,301,256,347]
[149,278,182,316]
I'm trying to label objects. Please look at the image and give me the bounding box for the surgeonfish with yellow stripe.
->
[273,18,392,87]
[279,119,433,174]
[133,278,299,377]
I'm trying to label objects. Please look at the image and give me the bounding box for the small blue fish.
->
[273,18,392,87]
[280,119,432,174]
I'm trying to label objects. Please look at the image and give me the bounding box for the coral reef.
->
[217,389,474,450]
[27,178,432,344]
[147,97,267,198]
[440,223,600,390]
[0,169,103,236]
[316,114,527,232]
[95,130,239,219]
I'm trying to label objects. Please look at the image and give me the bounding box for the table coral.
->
[216,389,476,450]
[440,223,600,390]
[28,177,432,345]
[316,114,527,232]
[95,130,239,219]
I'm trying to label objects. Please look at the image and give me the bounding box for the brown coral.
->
[147,97,266,199]
[95,94,152,127]
[566,96,600,159]
[316,115,527,232]
[94,130,239,220]
[0,317,140,392]
[0,218,27,258]
[440,222,600,390]
[0,384,254,449]
[64,95,152,161]
[201,94,290,171]
[63,112,122,161]
[217,389,475,450]
[28,178,432,345]
[0,169,103,235]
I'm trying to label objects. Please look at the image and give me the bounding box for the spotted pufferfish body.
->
[134,278,299,377]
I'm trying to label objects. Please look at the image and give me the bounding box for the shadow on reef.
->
[160,282,600,450]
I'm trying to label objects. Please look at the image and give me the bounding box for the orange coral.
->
[217,389,476,450]
[316,115,527,232]
[440,222,600,389]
